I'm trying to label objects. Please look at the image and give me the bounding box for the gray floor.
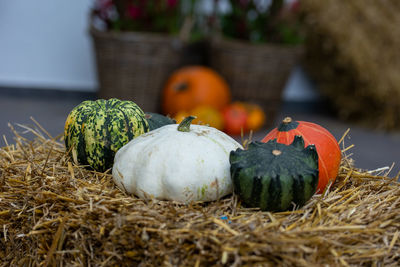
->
[1,88,399,177]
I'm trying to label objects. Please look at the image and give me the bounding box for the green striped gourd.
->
[64,98,149,172]
[230,136,319,212]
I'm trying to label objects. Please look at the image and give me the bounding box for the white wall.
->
[0,0,97,91]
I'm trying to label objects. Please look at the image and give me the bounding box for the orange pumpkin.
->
[190,105,224,130]
[162,66,231,116]
[222,102,248,136]
[243,103,266,131]
[261,117,342,194]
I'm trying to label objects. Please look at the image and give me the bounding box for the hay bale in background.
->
[302,0,400,129]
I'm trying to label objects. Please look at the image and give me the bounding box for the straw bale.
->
[1,122,400,266]
[301,0,400,129]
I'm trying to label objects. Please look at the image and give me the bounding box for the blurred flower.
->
[216,0,304,44]
[239,0,250,7]
[167,0,178,8]
[290,0,300,12]
[92,0,183,34]
[127,4,141,19]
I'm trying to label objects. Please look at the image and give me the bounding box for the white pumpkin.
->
[112,116,243,203]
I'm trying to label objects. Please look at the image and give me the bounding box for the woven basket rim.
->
[211,36,304,53]
[89,26,184,44]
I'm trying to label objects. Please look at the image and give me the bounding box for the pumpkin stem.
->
[272,149,282,156]
[178,116,197,132]
[174,82,188,92]
[283,117,292,124]
[278,117,299,131]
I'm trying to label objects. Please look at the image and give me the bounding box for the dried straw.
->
[1,121,399,266]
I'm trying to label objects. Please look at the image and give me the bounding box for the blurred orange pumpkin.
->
[162,66,231,116]
[174,110,190,124]
[174,106,224,130]
[243,103,266,131]
[191,105,224,130]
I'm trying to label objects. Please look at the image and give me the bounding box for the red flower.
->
[290,0,300,13]
[98,0,112,9]
[127,5,142,19]
[95,0,113,19]
[167,0,178,8]
[239,0,250,7]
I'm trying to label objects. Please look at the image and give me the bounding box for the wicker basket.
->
[210,38,303,126]
[90,27,185,112]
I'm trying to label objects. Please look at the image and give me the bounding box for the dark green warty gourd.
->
[145,112,176,131]
[230,136,319,212]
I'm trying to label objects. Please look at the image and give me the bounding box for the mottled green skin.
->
[144,112,176,131]
[230,136,319,212]
[64,98,149,172]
